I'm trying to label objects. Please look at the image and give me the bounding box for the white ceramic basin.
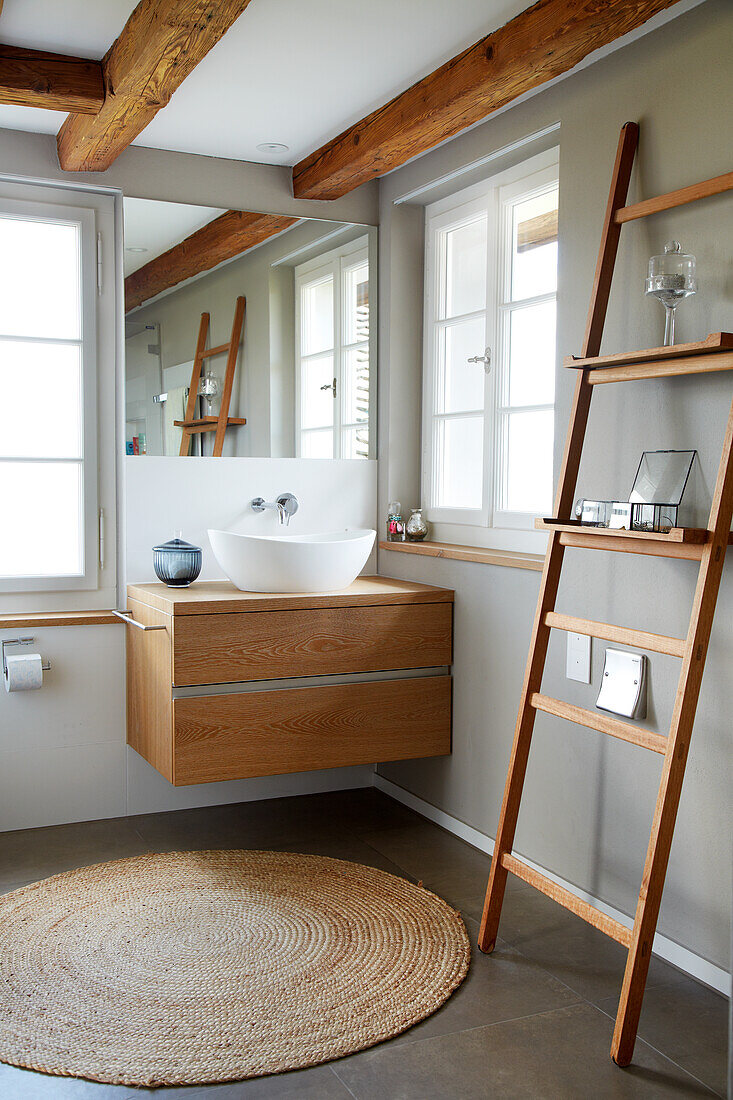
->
[207,528,376,593]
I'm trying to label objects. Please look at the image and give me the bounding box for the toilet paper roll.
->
[4,653,44,692]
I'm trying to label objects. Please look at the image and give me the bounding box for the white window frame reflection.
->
[422,149,558,553]
[294,235,372,460]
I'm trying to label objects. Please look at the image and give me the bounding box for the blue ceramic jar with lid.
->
[153,535,202,587]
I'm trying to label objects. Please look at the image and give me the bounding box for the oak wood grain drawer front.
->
[173,675,452,785]
[172,603,453,686]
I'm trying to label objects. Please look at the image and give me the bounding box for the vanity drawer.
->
[172,675,451,785]
[172,603,452,686]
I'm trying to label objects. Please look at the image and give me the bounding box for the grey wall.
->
[377,0,733,974]
[0,129,378,225]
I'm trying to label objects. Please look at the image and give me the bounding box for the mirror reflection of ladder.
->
[176,295,247,456]
[478,122,733,1066]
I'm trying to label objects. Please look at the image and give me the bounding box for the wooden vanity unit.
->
[125,576,453,785]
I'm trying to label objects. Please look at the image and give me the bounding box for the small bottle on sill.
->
[406,508,429,541]
[386,501,406,542]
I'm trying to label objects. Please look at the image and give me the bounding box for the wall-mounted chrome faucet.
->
[251,492,299,526]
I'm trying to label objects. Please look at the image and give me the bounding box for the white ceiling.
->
[0,0,528,165]
[122,198,226,276]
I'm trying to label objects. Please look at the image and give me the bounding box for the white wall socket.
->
[566,632,591,683]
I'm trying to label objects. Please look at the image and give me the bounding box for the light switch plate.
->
[596,648,647,719]
[566,632,591,683]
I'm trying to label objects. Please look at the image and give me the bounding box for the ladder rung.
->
[199,343,231,358]
[545,612,686,658]
[502,854,632,947]
[530,693,668,754]
[615,171,733,224]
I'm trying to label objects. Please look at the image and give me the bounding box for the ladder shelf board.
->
[535,519,710,544]
[174,417,247,433]
[565,333,733,370]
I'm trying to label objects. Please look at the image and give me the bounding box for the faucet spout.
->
[251,493,299,526]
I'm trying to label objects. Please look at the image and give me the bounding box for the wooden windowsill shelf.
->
[379,540,544,572]
[0,610,121,629]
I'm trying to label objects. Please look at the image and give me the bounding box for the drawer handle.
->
[113,610,167,632]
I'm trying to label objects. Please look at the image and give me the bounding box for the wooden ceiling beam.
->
[0,45,104,114]
[58,0,254,172]
[292,0,684,200]
[517,208,558,252]
[125,210,297,312]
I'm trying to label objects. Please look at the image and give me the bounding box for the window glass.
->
[436,416,484,510]
[0,217,81,340]
[0,462,82,577]
[301,275,334,355]
[342,424,369,460]
[507,301,556,407]
[343,261,369,345]
[342,347,369,426]
[301,354,334,430]
[443,214,487,318]
[437,318,486,414]
[300,429,333,459]
[501,409,554,513]
[511,189,558,301]
[0,342,82,458]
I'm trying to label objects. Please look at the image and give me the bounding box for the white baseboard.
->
[374,773,730,997]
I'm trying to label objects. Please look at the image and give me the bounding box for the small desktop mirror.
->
[629,449,696,532]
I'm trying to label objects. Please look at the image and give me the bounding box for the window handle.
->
[320,377,337,397]
[467,347,492,374]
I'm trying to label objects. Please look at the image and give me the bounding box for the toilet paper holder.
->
[2,637,51,681]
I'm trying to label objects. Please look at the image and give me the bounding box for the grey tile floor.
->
[0,789,727,1098]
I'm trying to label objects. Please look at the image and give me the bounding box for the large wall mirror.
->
[123,198,377,458]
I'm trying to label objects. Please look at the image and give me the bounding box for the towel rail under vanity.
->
[113,609,167,631]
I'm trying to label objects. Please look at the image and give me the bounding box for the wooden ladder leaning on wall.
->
[478,121,733,1067]
[177,295,247,457]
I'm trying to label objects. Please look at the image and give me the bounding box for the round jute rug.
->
[0,849,470,1087]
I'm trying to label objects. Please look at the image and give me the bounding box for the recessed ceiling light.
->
[256,142,289,154]
[126,246,148,253]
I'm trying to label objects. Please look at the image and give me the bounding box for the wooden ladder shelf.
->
[478,121,733,1067]
[176,295,247,456]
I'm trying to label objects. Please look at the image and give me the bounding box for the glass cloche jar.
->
[645,240,696,346]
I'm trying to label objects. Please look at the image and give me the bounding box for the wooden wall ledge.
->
[0,610,121,629]
[379,540,543,572]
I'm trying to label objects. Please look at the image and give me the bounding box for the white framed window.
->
[422,148,559,552]
[0,181,117,612]
[295,235,372,459]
